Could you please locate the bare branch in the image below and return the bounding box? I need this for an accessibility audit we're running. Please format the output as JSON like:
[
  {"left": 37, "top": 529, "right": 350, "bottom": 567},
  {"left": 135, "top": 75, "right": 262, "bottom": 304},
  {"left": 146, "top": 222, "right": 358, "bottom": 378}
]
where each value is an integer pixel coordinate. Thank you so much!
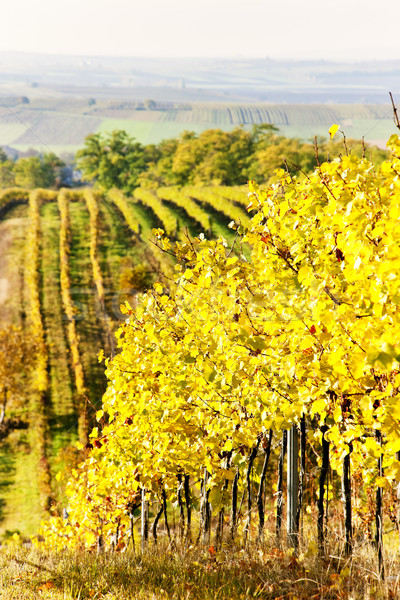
[{"left": 390, "top": 92, "right": 400, "bottom": 130}]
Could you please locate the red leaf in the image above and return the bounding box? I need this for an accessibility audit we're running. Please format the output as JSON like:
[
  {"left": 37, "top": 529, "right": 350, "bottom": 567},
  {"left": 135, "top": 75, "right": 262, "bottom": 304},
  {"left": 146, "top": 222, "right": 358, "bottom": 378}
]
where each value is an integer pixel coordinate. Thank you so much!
[
  {"left": 335, "top": 248, "right": 345, "bottom": 261},
  {"left": 310, "top": 325, "right": 316, "bottom": 334},
  {"left": 302, "top": 348, "right": 313, "bottom": 355},
  {"left": 38, "top": 581, "right": 55, "bottom": 591}
]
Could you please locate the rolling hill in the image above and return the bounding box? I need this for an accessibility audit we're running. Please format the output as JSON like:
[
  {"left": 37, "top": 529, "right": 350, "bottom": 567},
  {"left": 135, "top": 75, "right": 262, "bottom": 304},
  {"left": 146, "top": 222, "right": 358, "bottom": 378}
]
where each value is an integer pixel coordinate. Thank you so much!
[{"left": 0, "top": 98, "right": 396, "bottom": 156}]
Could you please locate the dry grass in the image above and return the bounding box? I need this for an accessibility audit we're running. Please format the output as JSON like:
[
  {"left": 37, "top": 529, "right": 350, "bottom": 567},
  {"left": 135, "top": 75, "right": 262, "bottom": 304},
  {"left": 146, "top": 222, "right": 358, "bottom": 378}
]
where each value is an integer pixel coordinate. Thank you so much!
[{"left": 1, "top": 531, "right": 400, "bottom": 600}]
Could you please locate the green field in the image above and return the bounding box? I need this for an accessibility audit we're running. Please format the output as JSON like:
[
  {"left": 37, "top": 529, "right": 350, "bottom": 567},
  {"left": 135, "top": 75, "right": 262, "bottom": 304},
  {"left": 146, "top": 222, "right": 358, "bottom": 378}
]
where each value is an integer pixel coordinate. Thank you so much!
[{"left": 0, "top": 98, "right": 396, "bottom": 154}]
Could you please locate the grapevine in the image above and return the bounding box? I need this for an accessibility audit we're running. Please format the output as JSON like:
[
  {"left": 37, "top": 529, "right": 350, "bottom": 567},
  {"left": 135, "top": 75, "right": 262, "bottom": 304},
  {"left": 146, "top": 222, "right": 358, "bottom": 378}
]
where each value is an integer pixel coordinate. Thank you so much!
[
  {"left": 156, "top": 186, "right": 211, "bottom": 235},
  {"left": 58, "top": 189, "right": 87, "bottom": 442},
  {"left": 25, "top": 189, "right": 56, "bottom": 510},
  {"left": 38, "top": 135, "right": 400, "bottom": 561},
  {"left": 183, "top": 185, "right": 251, "bottom": 228},
  {"left": 133, "top": 187, "right": 177, "bottom": 237}
]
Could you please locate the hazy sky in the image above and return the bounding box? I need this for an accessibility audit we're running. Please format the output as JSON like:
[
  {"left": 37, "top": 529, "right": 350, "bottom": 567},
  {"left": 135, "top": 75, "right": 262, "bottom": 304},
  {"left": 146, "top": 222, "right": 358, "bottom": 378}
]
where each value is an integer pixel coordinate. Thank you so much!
[{"left": 1, "top": 0, "right": 399, "bottom": 61}]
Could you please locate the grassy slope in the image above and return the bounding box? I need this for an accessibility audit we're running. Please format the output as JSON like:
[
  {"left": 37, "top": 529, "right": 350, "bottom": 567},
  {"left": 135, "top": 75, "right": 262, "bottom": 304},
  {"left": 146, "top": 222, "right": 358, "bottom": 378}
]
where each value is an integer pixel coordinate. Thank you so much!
[{"left": 0, "top": 204, "right": 42, "bottom": 536}]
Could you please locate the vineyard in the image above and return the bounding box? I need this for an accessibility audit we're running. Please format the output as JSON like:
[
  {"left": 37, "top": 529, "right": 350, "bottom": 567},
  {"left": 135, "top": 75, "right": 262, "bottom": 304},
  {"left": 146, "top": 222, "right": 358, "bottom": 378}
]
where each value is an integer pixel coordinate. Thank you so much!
[
  {"left": 2, "top": 133, "right": 400, "bottom": 598},
  {"left": 0, "top": 183, "right": 249, "bottom": 536}
]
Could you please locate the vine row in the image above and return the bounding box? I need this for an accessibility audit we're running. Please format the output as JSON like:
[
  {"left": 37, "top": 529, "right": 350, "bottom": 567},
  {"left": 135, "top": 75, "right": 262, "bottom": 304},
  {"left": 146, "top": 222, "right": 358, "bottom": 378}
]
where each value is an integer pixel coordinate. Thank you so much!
[
  {"left": 57, "top": 189, "right": 87, "bottom": 443},
  {"left": 25, "top": 189, "right": 56, "bottom": 510}
]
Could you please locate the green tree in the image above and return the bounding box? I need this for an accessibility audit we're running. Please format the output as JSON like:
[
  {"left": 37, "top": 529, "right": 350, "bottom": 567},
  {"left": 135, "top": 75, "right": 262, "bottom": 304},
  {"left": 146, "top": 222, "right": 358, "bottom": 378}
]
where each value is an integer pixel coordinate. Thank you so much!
[
  {"left": 0, "top": 160, "right": 15, "bottom": 188},
  {"left": 76, "top": 131, "right": 150, "bottom": 194},
  {"left": 248, "top": 135, "right": 316, "bottom": 180},
  {"left": 170, "top": 127, "right": 254, "bottom": 186},
  {"left": 42, "top": 152, "right": 65, "bottom": 188},
  {"left": 14, "top": 156, "right": 56, "bottom": 189},
  {"left": 143, "top": 98, "right": 156, "bottom": 110}
]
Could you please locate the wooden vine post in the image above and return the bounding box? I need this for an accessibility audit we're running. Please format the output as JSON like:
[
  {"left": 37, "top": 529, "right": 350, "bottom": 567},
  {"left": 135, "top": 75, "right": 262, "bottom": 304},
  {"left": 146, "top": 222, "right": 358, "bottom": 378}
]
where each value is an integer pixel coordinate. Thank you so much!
[
  {"left": 317, "top": 424, "right": 330, "bottom": 554},
  {"left": 230, "top": 469, "right": 239, "bottom": 540},
  {"left": 201, "top": 468, "right": 211, "bottom": 544},
  {"left": 276, "top": 431, "right": 287, "bottom": 541},
  {"left": 296, "top": 415, "right": 306, "bottom": 537},
  {"left": 184, "top": 475, "right": 192, "bottom": 540},
  {"left": 0, "top": 386, "right": 7, "bottom": 426},
  {"left": 342, "top": 446, "right": 353, "bottom": 556},
  {"left": 141, "top": 487, "right": 149, "bottom": 551},
  {"left": 287, "top": 425, "right": 299, "bottom": 548},
  {"left": 375, "top": 430, "right": 384, "bottom": 579},
  {"left": 257, "top": 430, "right": 273, "bottom": 540}
]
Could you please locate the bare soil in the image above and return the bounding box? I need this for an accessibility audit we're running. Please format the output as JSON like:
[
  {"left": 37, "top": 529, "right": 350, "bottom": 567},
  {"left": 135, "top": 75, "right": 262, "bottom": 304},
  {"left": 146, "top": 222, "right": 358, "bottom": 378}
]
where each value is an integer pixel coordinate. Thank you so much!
[
  {"left": 0, "top": 215, "right": 27, "bottom": 323},
  {"left": 0, "top": 222, "right": 13, "bottom": 318}
]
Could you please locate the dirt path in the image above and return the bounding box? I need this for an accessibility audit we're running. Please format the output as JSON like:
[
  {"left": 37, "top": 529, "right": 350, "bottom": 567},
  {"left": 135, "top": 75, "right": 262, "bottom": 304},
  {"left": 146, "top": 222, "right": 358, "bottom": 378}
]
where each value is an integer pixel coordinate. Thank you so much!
[
  {"left": 0, "top": 207, "right": 43, "bottom": 536},
  {"left": 0, "top": 213, "right": 27, "bottom": 324},
  {"left": 0, "top": 278, "right": 9, "bottom": 306},
  {"left": 0, "top": 223, "right": 13, "bottom": 316}
]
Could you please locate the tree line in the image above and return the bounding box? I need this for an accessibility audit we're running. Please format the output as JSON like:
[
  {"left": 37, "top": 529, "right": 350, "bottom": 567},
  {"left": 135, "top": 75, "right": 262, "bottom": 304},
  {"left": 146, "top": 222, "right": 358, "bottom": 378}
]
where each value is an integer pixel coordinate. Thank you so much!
[
  {"left": 0, "top": 125, "right": 389, "bottom": 193},
  {"left": 0, "top": 149, "right": 70, "bottom": 189},
  {"left": 75, "top": 125, "right": 389, "bottom": 193}
]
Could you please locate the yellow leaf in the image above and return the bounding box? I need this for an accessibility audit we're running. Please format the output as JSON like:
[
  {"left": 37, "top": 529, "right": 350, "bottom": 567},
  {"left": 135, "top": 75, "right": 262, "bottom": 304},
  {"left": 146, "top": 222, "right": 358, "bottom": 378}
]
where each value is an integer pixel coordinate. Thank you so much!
[
  {"left": 376, "top": 476, "right": 389, "bottom": 489},
  {"left": 329, "top": 124, "right": 340, "bottom": 139}
]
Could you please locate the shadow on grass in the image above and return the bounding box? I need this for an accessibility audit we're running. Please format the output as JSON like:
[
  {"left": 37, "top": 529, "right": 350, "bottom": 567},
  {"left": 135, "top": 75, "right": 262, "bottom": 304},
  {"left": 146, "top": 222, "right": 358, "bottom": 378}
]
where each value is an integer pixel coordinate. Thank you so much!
[
  {"left": 48, "top": 413, "right": 79, "bottom": 435},
  {"left": 0, "top": 443, "right": 16, "bottom": 524}
]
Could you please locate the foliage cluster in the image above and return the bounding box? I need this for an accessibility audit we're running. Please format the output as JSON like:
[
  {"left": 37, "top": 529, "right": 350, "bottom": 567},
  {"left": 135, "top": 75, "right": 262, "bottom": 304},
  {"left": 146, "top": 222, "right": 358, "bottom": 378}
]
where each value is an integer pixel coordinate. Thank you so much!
[
  {"left": 118, "top": 258, "right": 154, "bottom": 294},
  {"left": 39, "top": 134, "right": 400, "bottom": 560},
  {"left": 76, "top": 126, "right": 389, "bottom": 195},
  {"left": 107, "top": 188, "right": 141, "bottom": 235},
  {"left": 0, "top": 187, "right": 29, "bottom": 217},
  {"left": 0, "top": 150, "right": 67, "bottom": 190}
]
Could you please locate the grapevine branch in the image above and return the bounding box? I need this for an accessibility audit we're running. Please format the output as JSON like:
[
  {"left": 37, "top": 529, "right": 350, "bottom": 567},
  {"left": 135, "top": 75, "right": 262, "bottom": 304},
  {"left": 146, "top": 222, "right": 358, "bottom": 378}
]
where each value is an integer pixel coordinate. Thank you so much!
[{"left": 389, "top": 92, "right": 400, "bottom": 130}]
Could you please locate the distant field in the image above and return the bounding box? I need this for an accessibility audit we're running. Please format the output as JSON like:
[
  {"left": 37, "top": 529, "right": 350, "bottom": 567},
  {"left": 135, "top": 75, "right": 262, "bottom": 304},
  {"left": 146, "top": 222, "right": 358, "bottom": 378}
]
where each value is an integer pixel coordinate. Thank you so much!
[
  {"left": 0, "top": 123, "right": 27, "bottom": 145},
  {"left": 278, "top": 117, "right": 396, "bottom": 146},
  {"left": 95, "top": 118, "right": 210, "bottom": 144},
  {"left": 0, "top": 97, "right": 396, "bottom": 154}
]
